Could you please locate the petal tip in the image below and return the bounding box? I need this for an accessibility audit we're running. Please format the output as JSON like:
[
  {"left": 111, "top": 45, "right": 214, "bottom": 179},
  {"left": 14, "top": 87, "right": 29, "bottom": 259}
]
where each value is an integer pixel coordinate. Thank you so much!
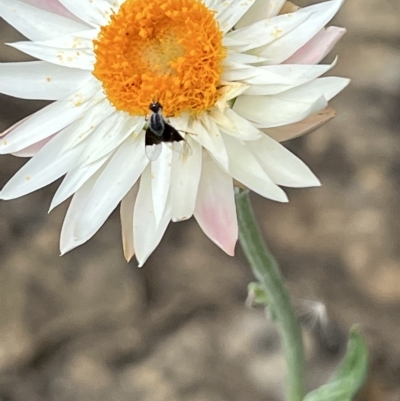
[
  {"left": 224, "top": 241, "right": 237, "bottom": 256},
  {"left": 301, "top": 173, "right": 321, "bottom": 188},
  {"left": 0, "top": 189, "right": 13, "bottom": 201},
  {"left": 279, "top": 193, "right": 289, "bottom": 203},
  {"left": 123, "top": 251, "right": 135, "bottom": 263},
  {"left": 313, "top": 178, "right": 322, "bottom": 187}
]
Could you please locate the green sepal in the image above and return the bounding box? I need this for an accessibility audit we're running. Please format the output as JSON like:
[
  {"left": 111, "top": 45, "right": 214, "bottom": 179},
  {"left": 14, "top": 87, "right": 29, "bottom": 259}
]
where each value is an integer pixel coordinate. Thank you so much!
[
  {"left": 247, "top": 282, "right": 270, "bottom": 305},
  {"left": 304, "top": 326, "right": 368, "bottom": 401}
]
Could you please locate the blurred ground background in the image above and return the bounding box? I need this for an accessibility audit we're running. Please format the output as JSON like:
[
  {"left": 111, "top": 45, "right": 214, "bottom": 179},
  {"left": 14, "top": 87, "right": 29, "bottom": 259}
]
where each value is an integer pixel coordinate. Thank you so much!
[{"left": 0, "top": 1, "right": 400, "bottom": 400}]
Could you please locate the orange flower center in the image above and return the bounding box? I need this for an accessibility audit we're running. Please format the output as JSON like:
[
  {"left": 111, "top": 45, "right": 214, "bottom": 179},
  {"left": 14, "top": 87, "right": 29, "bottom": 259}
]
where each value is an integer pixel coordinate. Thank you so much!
[{"left": 92, "top": 0, "right": 225, "bottom": 116}]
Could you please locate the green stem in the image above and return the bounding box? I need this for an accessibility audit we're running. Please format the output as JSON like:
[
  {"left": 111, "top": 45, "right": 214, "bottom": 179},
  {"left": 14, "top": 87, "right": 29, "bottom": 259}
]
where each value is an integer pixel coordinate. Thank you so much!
[{"left": 235, "top": 189, "right": 305, "bottom": 401}]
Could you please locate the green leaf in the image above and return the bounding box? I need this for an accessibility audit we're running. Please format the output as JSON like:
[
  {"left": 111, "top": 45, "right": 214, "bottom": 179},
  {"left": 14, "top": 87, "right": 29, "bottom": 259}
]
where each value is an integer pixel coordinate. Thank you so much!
[{"left": 304, "top": 326, "right": 368, "bottom": 401}]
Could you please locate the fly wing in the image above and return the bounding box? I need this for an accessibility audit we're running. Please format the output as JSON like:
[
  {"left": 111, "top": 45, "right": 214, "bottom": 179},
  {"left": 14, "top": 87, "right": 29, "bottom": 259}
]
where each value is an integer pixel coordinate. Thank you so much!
[
  {"left": 146, "top": 143, "right": 162, "bottom": 161},
  {"left": 163, "top": 123, "right": 192, "bottom": 158},
  {"left": 181, "top": 140, "right": 192, "bottom": 158},
  {"left": 162, "top": 123, "right": 184, "bottom": 143},
  {"left": 169, "top": 140, "right": 192, "bottom": 159},
  {"left": 145, "top": 127, "right": 162, "bottom": 161}
]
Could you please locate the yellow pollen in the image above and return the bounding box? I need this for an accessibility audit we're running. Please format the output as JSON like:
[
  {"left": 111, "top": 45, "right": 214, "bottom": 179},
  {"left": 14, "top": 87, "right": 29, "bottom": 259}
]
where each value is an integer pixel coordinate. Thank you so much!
[{"left": 93, "top": 0, "right": 226, "bottom": 116}]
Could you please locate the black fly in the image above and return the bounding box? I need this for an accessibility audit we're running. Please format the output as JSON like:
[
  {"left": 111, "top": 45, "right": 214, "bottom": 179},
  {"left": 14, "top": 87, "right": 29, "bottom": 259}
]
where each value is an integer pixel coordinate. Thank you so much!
[{"left": 145, "top": 102, "right": 190, "bottom": 161}]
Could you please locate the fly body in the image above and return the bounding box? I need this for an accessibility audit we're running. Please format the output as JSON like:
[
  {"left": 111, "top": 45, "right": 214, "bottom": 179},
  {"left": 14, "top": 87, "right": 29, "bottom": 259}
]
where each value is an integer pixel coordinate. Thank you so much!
[{"left": 145, "top": 102, "right": 190, "bottom": 161}]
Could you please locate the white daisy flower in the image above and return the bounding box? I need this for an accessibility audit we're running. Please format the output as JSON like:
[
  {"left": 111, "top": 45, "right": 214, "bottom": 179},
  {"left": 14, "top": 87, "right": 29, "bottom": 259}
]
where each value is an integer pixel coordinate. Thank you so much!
[{"left": 0, "top": 0, "right": 348, "bottom": 265}]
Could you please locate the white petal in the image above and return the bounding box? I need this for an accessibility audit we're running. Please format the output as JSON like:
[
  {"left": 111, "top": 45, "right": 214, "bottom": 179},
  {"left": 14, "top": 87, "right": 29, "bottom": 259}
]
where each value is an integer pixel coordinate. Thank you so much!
[
  {"left": 0, "top": 80, "right": 103, "bottom": 154},
  {"left": 73, "top": 132, "right": 149, "bottom": 242},
  {"left": 151, "top": 143, "right": 172, "bottom": 227},
  {"left": 240, "top": 60, "right": 338, "bottom": 96},
  {"left": 215, "top": 82, "right": 250, "bottom": 111},
  {"left": 248, "top": 135, "right": 320, "bottom": 187},
  {"left": 0, "top": 127, "right": 83, "bottom": 199},
  {"left": 0, "top": 61, "right": 91, "bottom": 100},
  {"left": 7, "top": 100, "right": 113, "bottom": 198},
  {"left": 194, "top": 151, "right": 238, "bottom": 255},
  {"left": 222, "top": 134, "right": 288, "bottom": 202},
  {"left": 207, "top": 108, "right": 236, "bottom": 132},
  {"left": 0, "top": 0, "right": 88, "bottom": 41},
  {"left": 233, "top": 76, "right": 350, "bottom": 127},
  {"left": 224, "top": 10, "right": 308, "bottom": 52},
  {"left": 9, "top": 31, "right": 97, "bottom": 70},
  {"left": 30, "top": 28, "right": 99, "bottom": 49},
  {"left": 185, "top": 113, "right": 229, "bottom": 170},
  {"left": 276, "top": 76, "right": 350, "bottom": 102},
  {"left": 212, "top": 108, "right": 262, "bottom": 141},
  {"left": 170, "top": 137, "right": 202, "bottom": 222},
  {"left": 79, "top": 114, "right": 145, "bottom": 166},
  {"left": 120, "top": 184, "right": 138, "bottom": 262},
  {"left": 21, "top": 0, "right": 84, "bottom": 21},
  {"left": 104, "top": 0, "right": 124, "bottom": 8},
  {"left": 221, "top": 64, "right": 260, "bottom": 82},
  {"left": 254, "top": 0, "right": 345, "bottom": 63},
  {"left": 60, "top": 168, "right": 103, "bottom": 254},
  {"left": 205, "top": 0, "right": 257, "bottom": 33},
  {"left": 58, "top": 0, "right": 113, "bottom": 27},
  {"left": 54, "top": 101, "right": 117, "bottom": 155},
  {"left": 224, "top": 51, "right": 268, "bottom": 65},
  {"left": 134, "top": 166, "right": 172, "bottom": 267},
  {"left": 244, "top": 60, "right": 336, "bottom": 95},
  {"left": 233, "top": 93, "right": 328, "bottom": 128},
  {"left": 45, "top": 98, "right": 115, "bottom": 158},
  {"left": 49, "top": 154, "right": 110, "bottom": 211},
  {"left": 94, "top": 0, "right": 122, "bottom": 12},
  {"left": 11, "top": 134, "right": 55, "bottom": 157},
  {"left": 235, "top": 0, "right": 286, "bottom": 28}
]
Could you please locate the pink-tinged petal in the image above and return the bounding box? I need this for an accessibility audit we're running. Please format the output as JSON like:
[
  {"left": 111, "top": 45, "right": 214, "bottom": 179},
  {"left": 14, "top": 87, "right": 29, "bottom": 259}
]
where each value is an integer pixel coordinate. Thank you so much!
[
  {"left": 264, "top": 106, "right": 337, "bottom": 142},
  {"left": 194, "top": 152, "right": 238, "bottom": 256},
  {"left": 283, "top": 27, "right": 346, "bottom": 65},
  {"left": 120, "top": 184, "right": 138, "bottom": 262},
  {"left": 254, "top": 0, "right": 344, "bottom": 64},
  {"left": 12, "top": 134, "right": 56, "bottom": 157},
  {"left": 20, "top": 0, "right": 82, "bottom": 21}
]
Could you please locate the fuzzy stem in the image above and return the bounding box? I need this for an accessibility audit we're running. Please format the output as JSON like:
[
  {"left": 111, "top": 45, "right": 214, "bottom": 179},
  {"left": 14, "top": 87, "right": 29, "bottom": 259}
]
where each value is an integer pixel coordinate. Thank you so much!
[{"left": 235, "top": 189, "right": 305, "bottom": 401}]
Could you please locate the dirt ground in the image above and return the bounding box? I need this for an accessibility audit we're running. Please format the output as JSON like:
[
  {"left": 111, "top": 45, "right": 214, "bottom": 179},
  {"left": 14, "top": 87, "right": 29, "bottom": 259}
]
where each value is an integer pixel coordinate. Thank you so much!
[{"left": 0, "top": 1, "right": 400, "bottom": 400}]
